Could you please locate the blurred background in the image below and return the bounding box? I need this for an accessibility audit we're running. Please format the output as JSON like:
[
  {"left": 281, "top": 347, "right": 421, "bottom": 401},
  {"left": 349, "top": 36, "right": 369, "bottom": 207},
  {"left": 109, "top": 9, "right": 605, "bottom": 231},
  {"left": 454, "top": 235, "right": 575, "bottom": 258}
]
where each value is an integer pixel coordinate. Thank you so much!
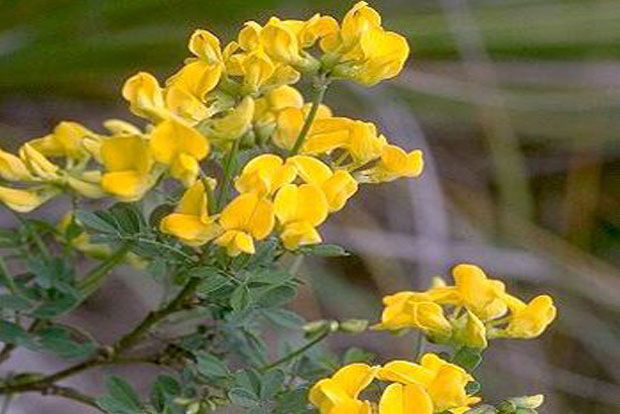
[{"left": 0, "top": 0, "right": 619, "bottom": 413}]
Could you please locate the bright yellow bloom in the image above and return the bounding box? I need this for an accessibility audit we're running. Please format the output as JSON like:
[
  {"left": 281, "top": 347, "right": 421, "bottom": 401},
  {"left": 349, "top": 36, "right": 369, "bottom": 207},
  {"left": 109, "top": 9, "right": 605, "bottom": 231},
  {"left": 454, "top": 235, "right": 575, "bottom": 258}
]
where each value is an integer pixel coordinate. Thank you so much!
[
  {"left": 288, "top": 155, "right": 357, "bottom": 212},
  {"left": 149, "top": 120, "right": 209, "bottom": 186},
  {"left": 500, "top": 295, "right": 557, "bottom": 339},
  {"left": 253, "top": 85, "right": 304, "bottom": 127},
  {"left": 272, "top": 106, "right": 336, "bottom": 150},
  {"left": 239, "top": 50, "right": 275, "bottom": 94},
  {"left": 201, "top": 96, "right": 255, "bottom": 144},
  {"left": 235, "top": 154, "right": 296, "bottom": 196},
  {"left": 259, "top": 17, "right": 304, "bottom": 65},
  {"left": 167, "top": 60, "right": 223, "bottom": 101},
  {"left": 379, "top": 354, "right": 476, "bottom": 413},
  {"left": 100, "top": 135, "right": 154, "bottom": 201},
  {"left": 122, "top": 72, "right": 167, "bottom": 120},
  {"left": 453, "top": 311, "right": 488, "bottom": 350},
  {"left": 309, "top": 363, "right": 377, "bottom": 414},
  {"left": 164, "top": 85, "right": 212, "bottom": 124},
  {"left": 160, "top": 181, "right": 221, "bottom": 246},
  {"left": 28, "top": 121, "right": 96, "bottom": 160},
  {"left": 0, "top": 186, "right": 59, "bottom": 213},
  {"left": 320, "top": 2, "right": 409, "bottom": 86},
  {"left": 361, "top": 145, "right": 424, "bottom": 183},
  {"left": 0, "top": 148, "right": 32, "bottom": 181},
  {"left": 373, "top": 294, "right": 452, "bottom": 342},
  {"left": 19, "top": 144, "right": 60, "bottom": 181},
  {"left": 298, "top": 14, "right": 339, "bottom": 48},
  {"left": 66, "top": 170, "right": 105, "bottom": 199},
  {"left": 451, "top": 264, "right": 507, "bottom": 321},
  {"left": 215, "top": 192, "right": 275, "bottom": 256},
  {"left": 188, "top": 29, "right": 223, "bottom": 63},
  {"left": 274, "top": 183, "right": 328, "bottom": 250},
  {"left": 379, "top": 383, "right": 433, "bottom": 414}
]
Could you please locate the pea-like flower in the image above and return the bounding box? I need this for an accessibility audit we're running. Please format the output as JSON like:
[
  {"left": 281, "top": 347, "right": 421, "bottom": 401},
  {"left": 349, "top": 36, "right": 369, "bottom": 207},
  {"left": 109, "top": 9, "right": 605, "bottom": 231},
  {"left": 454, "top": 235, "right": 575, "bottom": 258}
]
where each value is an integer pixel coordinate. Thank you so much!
[
  {"left": 149, "top": 119, "right": 210, "bottom": 187},
  {"left": 160, "top": 181, "right": 221, "bottom": 246},
  {"left": 100, "top": 135, "right": 155, "bottom": 201},
  {"left": 0, "top": 186, "right": 59, "bottom": 213},
  {"left": 360, "top": 144, "right": 424, "bottom": 183},
  {"left": 498, "top": 294, "right": 557, "bottom": 339},
  {"left": 122, "top": 72, "right": 167, "bottom": 121},
  {"left": 274, "top": 183, "right": 328, "bottom": 250},
  {"left": 215, "top": 192, "right": 275, "bottom": 256},
  {"left": 309, "top": 363, "right": 377, "bottom": 414},
  {"left": 235, "top": 154, "right": 296, "bottom": 196}
]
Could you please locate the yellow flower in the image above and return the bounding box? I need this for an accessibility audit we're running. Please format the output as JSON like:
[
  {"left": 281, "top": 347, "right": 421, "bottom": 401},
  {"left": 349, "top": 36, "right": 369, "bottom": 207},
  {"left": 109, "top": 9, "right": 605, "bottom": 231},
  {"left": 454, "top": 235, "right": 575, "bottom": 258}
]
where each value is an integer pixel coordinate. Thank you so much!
[
  {"left": 253, "top": 85, "right": 304, "bottom": 128},
  {"left": 500, "top": 295, "right": 557, "bottom": 339},
  {"left": 0, "top": 186, "right": 59, "bottom": 213},
  {"left": 149, "top": 120, "right": 210, "bottom": 186},
  {"left": 259, "top": 17, "right": 304, "bottom": 65},
  {"left": 160, "top": 181, "right": 221, "bottom": 246},
  {"left": 451, "top": 264, "right": 507, "bottom": 321},
  {"left": 361, "top": 145, "right": 424, "bottom": 183},
  {"left": 379, "top": 383, "right": 433, "bottom": 414},
  {"left": 298, "top": 14, "right": 339, "bottom": 48},
  {"left": 164, "top": 85, "right": 212, "bottom": 124},
  {"left": 122, "top": 72, "right": 167, "bottom": 120},
  {"left": 309, "top": 363, "right": 377, "bottom": 414},
  {"left": 379, "top": 354, "right": 476, "bottom": 413},
  {"left": 0, "top": 148, "right": 32, "bottom": 181},
  {"left": 19, "top": 143, "right": 60, "bottom": 181},
  {"left": 66, "top": 171, "right": 105, "bottom": 199},
  {"left": 167, "top": 60, "right": 223, "bottom": 101},
  {"left": 453, "top": 311, "right": 488, "bottom": 350},
  {"left": 100, "top": 135, "right": 155, "bottom": 201},
  {"left": 288, "top": 155, "right": 358, "bottom": 212},
  {"left": 320, "top": 2, "right": 409, "bottom": 86},
  {"left": 239, "top": 50, "right": 275, "bottom": 93},
  {"left": 188, "top": 29, "right": 223, "bottom": 63},
  {"left": 274, "top": 183, "right": 328, "bottom": 250},
  {"left": 215, "top": 192, "right": 275, "bottom": 256},
  {"left": 373, "top": 295, "right": 452, "bottom": 342},
  {"left": 238, "top": 21, "right": 262, "bottom": 52},
  {"left": 201, "top": 96, "right": 255, "bottom": 144},
  {"left": 28, "top": 121, "right": 96, "bottom": 160},
  {"left": 273, "top": 105, "right": 335, "bottom": 150},
  {"left": 235, "top": 154, "right": 296, "bottom": 196}
]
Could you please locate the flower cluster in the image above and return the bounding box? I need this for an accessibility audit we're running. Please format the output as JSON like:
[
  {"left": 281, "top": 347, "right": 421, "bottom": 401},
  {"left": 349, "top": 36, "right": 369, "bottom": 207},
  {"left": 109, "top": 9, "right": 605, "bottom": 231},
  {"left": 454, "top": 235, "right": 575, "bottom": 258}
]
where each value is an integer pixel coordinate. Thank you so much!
[
  {"left": 374, "top": 264, "right": 558, "bottom": 349},
  {"left": 310, "top": 353, "right": 480, "bottom": 414},
  {"left": 0, "top": 1, "right": 420, "bottom": 256}
]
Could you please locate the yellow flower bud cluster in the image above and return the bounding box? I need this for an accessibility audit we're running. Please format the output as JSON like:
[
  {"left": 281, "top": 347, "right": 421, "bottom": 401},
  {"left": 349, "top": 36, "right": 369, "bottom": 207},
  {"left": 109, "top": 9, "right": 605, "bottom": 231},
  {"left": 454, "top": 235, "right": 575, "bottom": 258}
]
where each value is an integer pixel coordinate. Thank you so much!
[
  {"left": 374, "top": 264, "right": 558, "bottom": 348},
  {"left": 309, "top": 353, "right": 480, "bottom": 414},
  {"left": 0, "top": 1, "right": 420, "bottom": 255}
]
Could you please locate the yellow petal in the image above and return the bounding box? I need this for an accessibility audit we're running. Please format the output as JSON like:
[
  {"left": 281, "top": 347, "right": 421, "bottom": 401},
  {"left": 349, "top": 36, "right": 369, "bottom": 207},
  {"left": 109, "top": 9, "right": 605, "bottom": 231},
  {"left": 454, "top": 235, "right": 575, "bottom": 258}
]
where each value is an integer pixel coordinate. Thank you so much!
[
  {"left": 259, "top": 19, "right": 302, "bottom": 64},
  {"left": 331, "top": 363, "right": 378, "bottom": 399},
  {"left": 504, "top": 295, "right": 557, "bottom": 339},
  {"left": 274, "top": 183, "right": 328, "bottom": 227},
  {"left": 101, "top": 171, "right": 150, "bottom": 202},
  {"left": 122, "top": 72, "right": 166, "bottom": 119},
  {"left": 378, "top": 361, "right": 435, "bottom": 388},
  {"left": 322, "top": 170, "right": 358, "bottom": 212},
  {"left": 0, "top": 148, "right": 32, "bottom": 181},
  {"left": 167, "top": 60, "right": 223, "bottom": 100},
  {"left": 101, "top": 135, "right": 152, "bottom": 175},
  {"left": 379, "top": 383, "right": 433, "bottom": 414},
  {"left": 189, "top": 29, "right": 222, "bottom": 63},
  {"left": 280, "top": 221, "right": 322, "bottom": 250},
  {"left": 160, "top": 213, "right": 221, "bottom": 246},
  {"left": 287, "top": 155, "right": 332, "bottom": 185},
  {"left": 150, "top": 119, "right": 209, "bottom": 164},
  {"left": 0, "top": 186, "right": 57, "bottom": 212},
  {"left": 219, "top": 192, "right": 274, "bottom": 240},
  {"left": 19, "top": 144, "right": 59, "bottom": 180},
  {"left": 205, "top": 96, "right": 255, "bottom": 143}
]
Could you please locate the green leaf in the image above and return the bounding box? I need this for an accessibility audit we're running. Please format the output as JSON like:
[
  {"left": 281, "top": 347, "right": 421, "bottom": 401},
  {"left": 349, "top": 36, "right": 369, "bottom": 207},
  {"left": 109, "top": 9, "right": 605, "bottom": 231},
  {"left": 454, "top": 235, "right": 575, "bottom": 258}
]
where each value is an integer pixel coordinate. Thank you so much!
[
  {"left": 234, "top": 369, "right": 261, "bottom": 396},
  {"left": 260, "top": 369, "right": 285, "bottom": 399},
  {"left": 228, "top": 387, "right": 259, "bottom": 408},
  {"left": 452, "top": 347, "right": 482, "bottom": 372},
  {"left": 230, "top": 285, "right": 252, "bottom": 312},
  {"left": 465, "top": 381, "right": 481, "bottom": 395},
  {"left": 76, "top": 210, "right": 118, "bottom": 235},
  {"left": 342, "top": 347, "right": 375, "bottom": 365},
  {"left": 465, "top": 406, "right": 498, "bottom": 414},
  {"left": 299, "top": 244, "right": 349, "bottom": 257},
  {"left": 0, "top": 294, "right": 32, "bottom": 311},
  {"left": 0, "top": 320, "right": 30, "bottom": 346},
  {"left": 196, "top": 353, "right": 229, "bottom": 379},
  {"left": 150, "top": 375, "right": 181, "bottom": 411},
  {"left": 261, "top": 308, "right": 305, "bottom": 330},
  {"left": 109, "top": 203, "right": 145, "bottom": 236},
  {"left": 255, "top": 285, "right": 297, "bottom": 308},
  {"left": 34, "top": 327, "right": 97, "bottom": 360},
  {"left": 99, "top": 376, "right": 142, "bottom": 413},
  {"left": 32, "top": 295, "right": 77, "bottom": 319}
]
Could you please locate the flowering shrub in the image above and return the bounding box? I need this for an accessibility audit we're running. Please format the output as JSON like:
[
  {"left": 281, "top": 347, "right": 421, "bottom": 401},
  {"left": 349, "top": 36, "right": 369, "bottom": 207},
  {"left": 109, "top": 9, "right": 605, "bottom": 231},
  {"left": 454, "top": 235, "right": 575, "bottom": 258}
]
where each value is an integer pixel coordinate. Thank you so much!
[{"left": 0, "top": 2, "right": 555, "bottom": 413}]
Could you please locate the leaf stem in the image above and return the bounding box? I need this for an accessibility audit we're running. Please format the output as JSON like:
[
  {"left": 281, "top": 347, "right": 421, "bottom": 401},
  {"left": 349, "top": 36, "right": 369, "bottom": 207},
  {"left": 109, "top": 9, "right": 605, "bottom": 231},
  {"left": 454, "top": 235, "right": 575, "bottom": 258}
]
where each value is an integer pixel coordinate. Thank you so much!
[
  {"left": 216, "top": 138, "right": 241, "bottom": 211},
  {"left": 288, "top": 74, "right": 330, "bottom": 157},
  {"left": 260, "top": 330, "right": 330, "bottom": 372}
]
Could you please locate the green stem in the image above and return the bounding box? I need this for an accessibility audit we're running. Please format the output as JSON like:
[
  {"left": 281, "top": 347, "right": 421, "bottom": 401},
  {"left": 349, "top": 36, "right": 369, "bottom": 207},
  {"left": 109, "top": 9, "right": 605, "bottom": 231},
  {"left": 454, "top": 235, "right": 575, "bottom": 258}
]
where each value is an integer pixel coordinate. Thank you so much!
[
  {"left": 216, "top": 138, "right": 241, "bottom": 211},
  {"left": 288, "top": 75, "right": 330, "bottom": 157},
  {"left": 0, "top": 278, "right": 202, "bottom": 396},
  {"left": 413, "top": 332, "right": 426, "bottom": 361},
  {"left": 260, "top": 330, "right": 330, "bottom": 372},
  {"left": 77, "top": 242, "right": 130, "bottom": 297}
]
